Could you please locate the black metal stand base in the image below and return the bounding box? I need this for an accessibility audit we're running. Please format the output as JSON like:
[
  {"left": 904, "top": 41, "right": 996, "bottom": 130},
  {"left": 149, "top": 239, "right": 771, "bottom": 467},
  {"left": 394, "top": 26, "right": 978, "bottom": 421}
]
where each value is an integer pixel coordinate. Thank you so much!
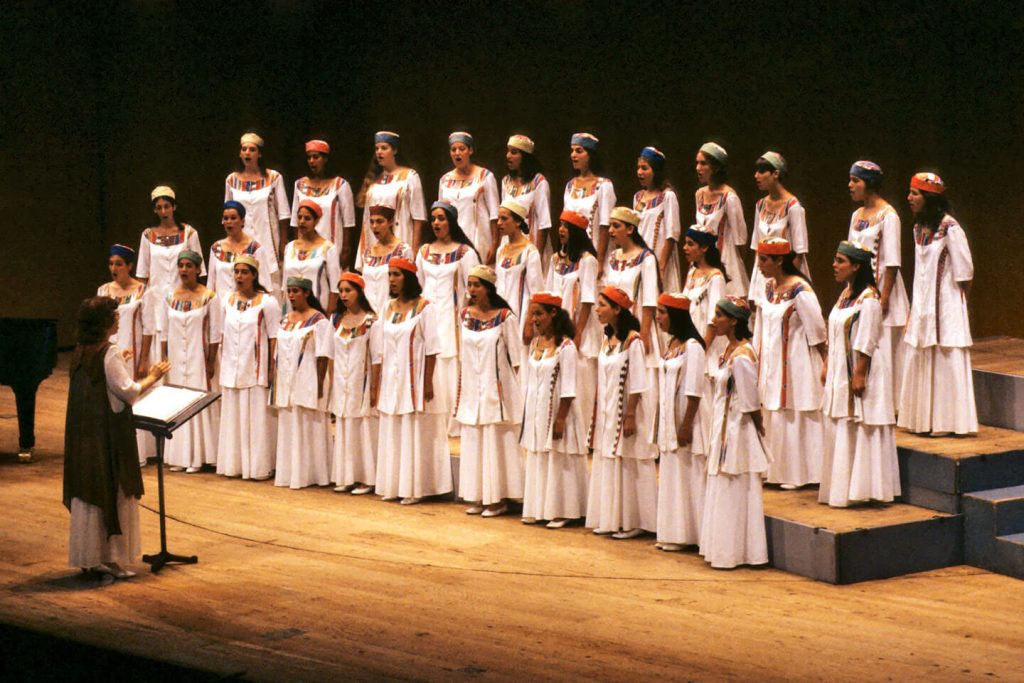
[
  {"left": 142, "top": 550, "right": 198, "bottom": 573},
  {"left": 143, "top": 433, "right": 199, "bottom": 574}
]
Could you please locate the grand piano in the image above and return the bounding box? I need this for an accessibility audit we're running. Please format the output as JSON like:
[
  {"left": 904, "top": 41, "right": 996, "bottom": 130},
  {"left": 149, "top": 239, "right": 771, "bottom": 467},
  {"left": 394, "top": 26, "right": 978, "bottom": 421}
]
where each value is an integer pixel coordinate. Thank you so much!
[{"left": 0, "top": 319, "right": 58, "bottom": 462}]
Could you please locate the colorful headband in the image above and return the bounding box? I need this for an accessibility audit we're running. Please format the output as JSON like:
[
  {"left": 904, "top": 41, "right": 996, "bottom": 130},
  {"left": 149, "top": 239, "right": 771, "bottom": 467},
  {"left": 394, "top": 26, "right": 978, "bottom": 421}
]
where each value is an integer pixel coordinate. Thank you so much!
[
  {"left": 177, "top": 250, "right": 202, "bottom": 267},
  {"left": 389, "top": 257, "right": 417, "bottom": 275},
  {"left": 530, "top": 292, "right": 563, "bottom": 308},
  {"left": 601, "top": 286, "right": 633, "bottom": 311},
  {"left": 910, "top": 172, "right": 946, "bottom": 194},
  {"left": 758, "top": 151, "right": 787, "bottom": 173},
  {"left": 468, "top": 264, "right": 497, "bottom": 285},
  {"left": 559, "top": 210, "right": 589, "bottom": 230},
  {"left": 507, "top": 134, "right": 535, "bottom": 154},
  {"left": 297, "top": 199, "right": 323, "bottom": 220},
  {"left": 850, "top": 160, "right": 882, "bottom": 184},
  {"left": 223, "top": 200, "right": 246, "bottom": 218},
  {"left": 657, "top": 292, "right": 691, "bottom": 310},
  {"left": 837, "top": 240, "right": 873, "bottom": 263},
  {"left": 448, "top": 131, "right": 474, "bottom": 147},
  {"left": 287, "top": 276, "right": 313, "bottom": 290},
  {"left": 240, "top": 132, "right": 264, "bottom": 148},
  {"left": 699, "top": 142, "right": 728, "bottom": 165},
  {"left": 570, "top": 132, "right": 599, "bottom": 151},
  {"left": 716, "top": 296, "right": 751, "bottom": 321},
  {"left": 340, "top": 271, "right": 366, "bottom": 289},
  {"left": 610, "top": 206, "right": 640, "bottom": 226},
  {"left": 374, "top": 131, "right": 400, "bottom": 146},
  {"left": 431, "top": 200, "right": 458, "bottom": 221},
  {"left": 233, "top": 254, "right": 260, "bottom": 271},
  {"left": 305, "top": 139, "right": 330, "bottom": 154},
  {"left": 639, "top": 146, "right": 666, "bottom": 168},
  {"left": 151, "top": 185, "right": 175, "bottom": 201},
  {"left": 368, "top": 204, "right": 396, "bottom": 220},
  {"left": 685, "top": 226, "right": 718, "bottom": 247},
  {"left": 757, "top": 238, "right": 792, "bottom": 255},
  {"left": 500, "top": 199, "right": 528, "bottom": 221},
  {"left": 109, "top": 244, "right": 136, "bottom": 263}
]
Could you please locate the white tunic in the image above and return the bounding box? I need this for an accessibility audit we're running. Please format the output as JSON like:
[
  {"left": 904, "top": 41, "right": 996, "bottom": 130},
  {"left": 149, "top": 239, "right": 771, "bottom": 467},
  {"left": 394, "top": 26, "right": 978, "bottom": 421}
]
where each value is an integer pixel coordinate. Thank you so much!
[
  {"left": 438, "top": 168, "right": 500, "bottom": 259},
  {"left": 747, "top": 198, "right": 810, "bottom": 304},
  {"left": 136, "top": 225, "right": 205, "bottom": 297},
  {"left": 377, "top": 299, "right": 443, "bottom": 415},
  {"left": 272, "top": 312, "right": 331, "bottom": 410},
  {"left": 282, "top": 240, "right": 340, "bottom": 312},
  {"left": 290, "top": 177, "right": 356, "bottom": 243},
  {"left": 330, "top": 313, "right": 381, "bottom": 418},
  {"left": 496, "top": 242, "right": 544, "bottom": 339},
  {"left": 416, "top": 243, "right": 480, "bottom": 359},
  {"left": 847, "top": 206, "right": 909, "bottom": 328},
  {"left": 501, "top": 173, "right": 552, "bottom": 240},
  {"left": 219, "top": 293, "right": 280, "bottom": 389},
  {"left": 157, "top": 290, "right": 223, "bottom": 391},
  {"left": 707, "top": 345, "right": 770, "bottom": 476},
  {"left": 455, "top": 308, "right": 522, "bottom": 426},
  {"left": 694, "top": 188, "right": 749, "bottom": 296},
  {"left": 224, "top": 171, "right": 290, "bottom": 260},
  {"left": 361, "top": 168, "right": 427, "bottom": 251},
  {"left": 634, "top": 188, "right": 682, "bottom": 292},
  {"left": 519, "top": 338, "right": 587, "bottom": 455},
  {"left": 592, "top": 334, "right": 655, "bottom": 459},
  {"left": 97, "top": 282, "right": 154, "bottom": 371},
  {"left": 206, "top": 239, "right": 278, "bottom": 297},
  {"left": 682, "top": 268, "right": 726, "bottom": 337},
  {"left": 823, "top": 288, "right": 893, "bottom": 424},
  {"left": 563, "top": 177, "right": 615, "bottom": 241},
  {"left": 657, "top": 339, "right": 709, "bottom": 456},
  {"left": 604, "top": 248, "right": 661, "bottom": 364},
  {"left": 546, "top": 253, "right": 602, "bottom": 358},
  {"left": 904, "top": 216, "right": 974, "bottom": 349},
  {"left": 356, "top": 241, "right": 413, "bottom": 318}
]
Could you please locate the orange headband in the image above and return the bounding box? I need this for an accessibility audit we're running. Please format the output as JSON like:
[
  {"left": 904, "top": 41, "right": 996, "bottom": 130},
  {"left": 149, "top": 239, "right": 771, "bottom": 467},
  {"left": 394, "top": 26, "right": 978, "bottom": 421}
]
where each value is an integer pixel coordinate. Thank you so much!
[
  {"left": 298, "top": 199, "right": 323, "bottom": 220},
  {"left": 657, "top": 292, "right": 690, "bottom": 310},
  {"left": 340, "top": 272, "right": 365, "bottom": 289},
  {"left": 601, "top": 286, "right": 633, "bottom": 311},
  {"left": 757, "top": 239, "right": 792, "bottom": 255},
  {"left": 559, "top": 210, "right": 589, "bottom": 230},
  {"left": 910, "top": 173, "right": 946, "bottom": 194},
  {"left": 390, "top": 257, "right": 417, "bottom": 274},
  {"left": 530, "top": 292, "right": 563, "bottom": 308},
  {"left": 305, "top": 139, "right": 330, "bottom": 154}
]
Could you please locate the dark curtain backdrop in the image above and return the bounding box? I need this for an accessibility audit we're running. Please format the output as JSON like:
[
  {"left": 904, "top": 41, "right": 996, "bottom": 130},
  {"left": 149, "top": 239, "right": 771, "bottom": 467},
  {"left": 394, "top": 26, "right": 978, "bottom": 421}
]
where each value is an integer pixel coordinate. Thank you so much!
[{"left": 2, "top": 1, "right": 1021, "bottom": 346}]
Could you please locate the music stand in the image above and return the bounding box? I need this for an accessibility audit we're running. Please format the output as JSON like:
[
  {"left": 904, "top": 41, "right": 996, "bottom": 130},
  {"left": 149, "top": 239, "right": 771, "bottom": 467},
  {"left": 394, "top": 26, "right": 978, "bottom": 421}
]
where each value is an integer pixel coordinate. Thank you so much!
[{"left": 133, "top": 385, "right": 220, "bottom": 573}]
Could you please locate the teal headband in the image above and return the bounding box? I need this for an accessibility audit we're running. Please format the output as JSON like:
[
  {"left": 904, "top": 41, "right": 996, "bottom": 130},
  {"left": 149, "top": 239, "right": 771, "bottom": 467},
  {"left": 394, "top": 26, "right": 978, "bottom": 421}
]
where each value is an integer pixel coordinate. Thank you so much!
[
  {"left": 287, "top": 276, "right": 313, "bottom": 290},
  {"left": 716, "top": 297, "right": 750, "bottom": 321},
  {"left": 177, "top": 250, "right": 202, "bottom": 266},
  {"left": 837, "top": 241, "right": 873, "bottom": 264}
]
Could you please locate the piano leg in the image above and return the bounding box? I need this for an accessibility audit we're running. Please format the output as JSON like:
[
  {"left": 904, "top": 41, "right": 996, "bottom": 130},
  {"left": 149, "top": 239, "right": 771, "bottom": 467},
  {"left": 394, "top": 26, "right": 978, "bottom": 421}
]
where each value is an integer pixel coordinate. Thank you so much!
[{"left": 11, "top": 382, "right": 39, "bottom": 462}]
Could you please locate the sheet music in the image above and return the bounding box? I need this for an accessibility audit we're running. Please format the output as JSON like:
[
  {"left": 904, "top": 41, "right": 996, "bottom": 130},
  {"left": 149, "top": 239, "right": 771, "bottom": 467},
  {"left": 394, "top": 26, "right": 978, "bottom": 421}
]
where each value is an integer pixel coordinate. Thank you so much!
[{"left": 132, "top": 385, "right": 207, "bottom": 423}]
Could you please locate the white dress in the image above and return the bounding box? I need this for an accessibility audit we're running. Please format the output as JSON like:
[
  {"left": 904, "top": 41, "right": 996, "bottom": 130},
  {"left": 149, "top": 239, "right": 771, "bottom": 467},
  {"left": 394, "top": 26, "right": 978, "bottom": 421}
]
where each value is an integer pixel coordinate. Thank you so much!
[
  {"left": 495, "top": 242, "right": 544, "bottom": 340},
  {"left": 97, "top": 282, "right": 156, "bottom": 464},
  {"left": 502, "top": 173, "right": 553, "bottom": 268},
  {"left": 683, "top": 266, "right": 728, "bottom": 376},
  {"left": 217, "top": 292, "right": 280, "bottom": 479},
  {"left": 694, "top": 188, "right": 749, "bottom": 296},
  {"left": 272, "top": 312, "right": 332, "bottom": 488},
  {"left": 656, "top": 339, "right": 709, "bottom": 546},
  {"left": 438, "top": 168, "right": 500, "bottom": 259},
  {"left": 753, "top": 280, "right": 826, "bottom": 487},
  {"left": 206, "top": 239, "right": 278, "bottom": 297},
  {"left": 586, "top": 333, "right": 658, "bottom": 533},
  {"left": 416, "top": 243, "right": 480, "bottom": 426},
  {"left": 136, "top": 225, "right": 205, "bottom": 298},
  {"left": 898, "top": 216, "right": 978, "bottom": 434},
  {"left": 224, "top": 170, "right": 290, "bottom": 265},
  {"left": 563, "top": 177, "right": 616, "bottom": 243},
  {"left": 455, "top": 308, "right": 524, "bottom": 505},
  {"left": 604, "top": 247, "right": 662, "bottom": 364},
  {"left": 356, "top": 240, "right": 413, "bottom": 318},
  {"left": 281, "top": 240, "right": 340, "bottom": 313},
  {"left": 700, "top": 344, "right": 771, "bottom": 569},
  {"left": 290, "top": 176, "right": 356, "bottom": 244},
  {"left": 848, "top": 205, "right": 909, "bottom": 401},
  {"left": 330, "top": 312, "right": 381, "bottom": 488},
  {"left": 634, "top": 188, "right": 682, "bottom": 292},
  {"left": 747, "top": 198, "right": 810, "bottom": 305},
  {"left": 375, "top": 299, "right": 453, "bottom": 499},
  {"left": 360, "top": 168, "right": 427, "bottom": 251},
  {"left": 520, "top": 338, "right": 589, "bottom": 521},
  {"left": 157, "top": 290, "right": 222, "bottom": 469},
  {"left": 820, "top": 288, "right": 900, "bottom": 507}
]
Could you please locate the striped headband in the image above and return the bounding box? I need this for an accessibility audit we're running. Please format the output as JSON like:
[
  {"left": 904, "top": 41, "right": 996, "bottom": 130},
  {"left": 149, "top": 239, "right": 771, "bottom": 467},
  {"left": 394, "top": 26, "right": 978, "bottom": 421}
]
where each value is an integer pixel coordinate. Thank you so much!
[
  {"left": 297, "top": 199, "right": 323, "bottom": 220},
  {"left": 757, "top": 238, "right": 792, "bottom": 255},
  {"left": 389, "top": 257, "right": 417, "bottom": 274},
  {"left": 560, "top": 210, "right": 589, "bottom": 230},
  {"left": 340, "top": 271, "right": 366, "bottom": 289},
  {"left": 700, "top": 142, "right": 728, "bottom": 165},
  {"left": 716, "top": 295, "right": 751, "bottom": 321},
  {"left": 448, "top": 131, "right": 474, "bottom": 147},
  {"left": 233, "top": 254, "right": 260, "bottom": 271},
  {"left": 530, "top": 291, "right": 562, "bottom": 308},
  {"left": 600, "top": 286, "right": 633, "bottom": 311},
  {"left": 657, "top": 292, "right": 691, "bottom": 310},
  {"left": 109, "top": 244, "right": 136, "bottom": 263},
  {"left": 223, "top": 200, "right": 246, "bottom": 218},
  {"left": 837, "top": 240, "right": 873, "bottom": 263},
  {"left": 305, "top": 139, "right": 330, "bottom": 154},
  {"left": 177, "top": 250, "right": 202, "bottom": 267},
  {"left": 570, "top": 132, "right": 599, "bottom": 151},
  {"left": 685, "top": 226, "right": 718, "bottom": 247},
  {"left": 287, "top": 276, "right": 313, "bottom": 290},
  {"left": 507, "top": 134, "right": 535, "bottom": 154},
  {"left": 910, "top": 172, "right": 946, "bottom": 194},
  {"left": 375, "top": 131, "right": 400, "bottom": 146}
]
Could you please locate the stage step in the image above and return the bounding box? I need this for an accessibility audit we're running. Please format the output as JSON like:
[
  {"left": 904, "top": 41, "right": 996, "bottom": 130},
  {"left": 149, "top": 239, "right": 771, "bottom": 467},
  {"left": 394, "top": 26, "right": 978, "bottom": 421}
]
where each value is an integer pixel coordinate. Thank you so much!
[
  {"left": 972, "top": 336, "right": 1024, "bottom": 432},
  {"left": 763, "top": 489, "right": 962, "bottom": 584},
  {"left": 963, "top": 484, "right": 1024, "bottom": 579}
]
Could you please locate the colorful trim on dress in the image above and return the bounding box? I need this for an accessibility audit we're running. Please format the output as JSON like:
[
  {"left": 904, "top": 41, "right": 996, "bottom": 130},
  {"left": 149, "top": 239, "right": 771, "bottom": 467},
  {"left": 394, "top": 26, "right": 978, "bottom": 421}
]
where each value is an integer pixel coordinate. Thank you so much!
[
  {"left": 212, "top": 239, "right": 260, "bottom": 263},
  {"left": 460, "top": 307, "right": 512, "bottom": 331},
  {"left": 502, "top": 173, "right": 544, "bottom": 197},
  {"left": 440, "top": 168, "right": 490, "bottom": 189},
  {"left": 297, "top": 177, "right": 343, "bottom": 198},
  {"left": 165, "top": 290, "right": 217, "bottom": 312},
  {"left": 362, "top": 242, "right": 410, "bottom": 268},
  {"left": 287, "top": 241, "right": 335, "bottom": 261},
  {"left": 756, "top": 197, "right": 798, "bottom": 224},
  {"left": 227, "top": 170, "right": 280, "bottom": 192},
  {"left": 100, "top": 282, "right": 146, "bottom": 305},
  {"left": 633, "top": 190, "right": 665, "bottom": 212},
  {"left": 145, "top": 227, "right": 189, "bottom": 247},
  {"left": 565, "top": 176, "right": 606, "bottom": 199},
  {"left": 333, "top": 312, "right": 377, "bottom": 339},
  {"left": 419, "top": 243, "right": 470, "bottom": 265},
  {"left": 281, "top": 310, "right": 326, "bottom": 331}
]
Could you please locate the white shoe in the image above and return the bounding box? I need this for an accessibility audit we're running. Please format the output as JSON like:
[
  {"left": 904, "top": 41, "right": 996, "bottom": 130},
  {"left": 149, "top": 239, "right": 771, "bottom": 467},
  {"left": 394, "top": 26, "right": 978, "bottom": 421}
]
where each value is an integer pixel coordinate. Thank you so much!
[
  {"left": 481, "top": 503, "right": 508, "bottom": 518},
  {"left": 465, "top": 505, "right": 485, "bottom": 515},
  {"left": 546, "top": 519, "right": 570, "bottom": 529},
  {"left": 351, "top": 485, "right": 374, "bottom": 495},
  {"left": 252, "top": 473, "right": 273, "bottom": 481},
  {"left": 612, "top": 529, "right": 643, "bottom": 540},
  {"left": 400, "top": 497, "right": 422, "bottom": 505},
  {"left": 659, "top": 543, "right": 683, "bottom": 552},
  {"left": 780, "top": 484, "right": 797, "bottom": 490},
  {"left": 521, "top": 517, "right": 538, "bottom": 525},
  {"left": 592, "top": 528, "right": 614, "bottom": 535},
  {"left": 185, "top": 467, "right": 201, "bottom": 474},
  {"left": 169, "top": 466, "right": 185, "bottom": 472}
]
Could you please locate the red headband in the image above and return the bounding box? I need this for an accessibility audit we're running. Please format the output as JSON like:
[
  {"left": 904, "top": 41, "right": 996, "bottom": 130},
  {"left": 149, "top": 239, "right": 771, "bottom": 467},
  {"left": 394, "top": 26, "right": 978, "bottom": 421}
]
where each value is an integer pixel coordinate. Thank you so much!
[
  {"left": 601, "top": 286, "right": 633, "bottom": 311},
  {"left": 305, "top": 139, "right": 330, "bottom": 154},
  {"left": 298, "top": 199, "right": 323, "bottom": 220},
  {"left": 390, "top": 257, "right": 417, "bottom": 274},
  {"left": 910, "top": 175, "right": 946, "bottom": 194},
  {"left": 757, "top": 239, "right": 792, "bottom": 255},
  {"left": 340, "top": 272, "right": 365, "bottom": 289},
  {"left": 657, "top": 292, "right": 690, "bottom": 310},
  {"left": 559, "top": 210, "right": 589, "bottom": 230},
  {"left": 530, "top": 292, "right": 563, "bottom": 308}
]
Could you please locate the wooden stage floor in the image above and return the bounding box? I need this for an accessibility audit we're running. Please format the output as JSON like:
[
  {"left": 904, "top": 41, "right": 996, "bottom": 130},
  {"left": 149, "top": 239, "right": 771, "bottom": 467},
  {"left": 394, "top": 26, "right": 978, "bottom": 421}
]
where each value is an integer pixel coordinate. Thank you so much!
[{"left": 2, "top": 355, "right": 1024, "bottom": 681}]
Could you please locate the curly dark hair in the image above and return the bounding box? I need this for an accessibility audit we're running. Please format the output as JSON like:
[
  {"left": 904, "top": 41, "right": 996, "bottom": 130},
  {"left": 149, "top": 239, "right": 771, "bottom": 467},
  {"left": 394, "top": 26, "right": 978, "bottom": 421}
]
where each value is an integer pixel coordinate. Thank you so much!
[{"left": 77, "top": 296, "right": 118, "bottom": 345}]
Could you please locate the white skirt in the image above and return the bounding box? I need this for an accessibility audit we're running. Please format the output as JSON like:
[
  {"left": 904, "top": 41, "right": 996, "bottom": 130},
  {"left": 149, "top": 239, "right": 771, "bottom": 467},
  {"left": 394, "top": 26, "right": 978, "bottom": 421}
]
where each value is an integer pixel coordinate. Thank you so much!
[
  {"left": 332, "top": 414, "right": 378, "bottom": 487},
  {"left": 68, "top": 488, "right": 140, "bottom": 569},
  {"left": 898, "top": 344, "right": 978, "bottom": 435},
  {"left": 274, "top": 406, "right": 331, "bottom": 489},
  {"left": 585, "top": 455, "right": 657, "bottom": 533},
  {"left": 656, "top": 447, "right": 707, "bottom": 546},
  {"left": 217, "top": 386, "right": 276, "bottom": 479},
  {"left": 436, "top": 355, "right": 460, "bottom": 436},
  {"left": 165, "top": 400, "right": 219, "bottom": 469},
  {"left": 722, "top": 242, "right": 749, "bottom": 297},
  {"left": 136, "top": 429, "right": 156, "bottom": 465},
  {"left": 884, "top": 325, "right": 906, "bottom": 410},
  {"left": 764, "top": 408, "right": 823, "bottom": 486},
  {"left": 819, "top": 417, "right": 901, "bottom": 507},
  {"left": 576, "top": 355, "right": 598, "bottom": 447},
  {"left": 522, "top": 450, "right": 588, "bottom": 521},
  {"left": 375, "top": 412, "right": 453, "bottom": 499},
  {"left": 699, "top": 471, "right": 768, "bottom": 569},
  {"left": 458, "top": 423, "right": 524, "bottom": 504}
]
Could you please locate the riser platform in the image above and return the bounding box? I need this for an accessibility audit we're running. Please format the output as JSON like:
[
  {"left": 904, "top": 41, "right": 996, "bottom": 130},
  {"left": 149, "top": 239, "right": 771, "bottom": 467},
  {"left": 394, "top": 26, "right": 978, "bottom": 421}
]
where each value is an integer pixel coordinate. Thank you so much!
[{"left": 972, "top": 336, "right": 1024, "bottom": 432}]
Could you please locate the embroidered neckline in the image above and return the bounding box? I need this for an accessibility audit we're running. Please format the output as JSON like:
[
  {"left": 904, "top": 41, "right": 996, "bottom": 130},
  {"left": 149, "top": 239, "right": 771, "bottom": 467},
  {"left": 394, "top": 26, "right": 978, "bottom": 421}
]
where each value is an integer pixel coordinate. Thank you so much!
[
  {"left": 461, "top": 307, "right": 511, "bottom": 331},
  {"left": 281, "top": 310, "right": 325, "bottom": 331}
]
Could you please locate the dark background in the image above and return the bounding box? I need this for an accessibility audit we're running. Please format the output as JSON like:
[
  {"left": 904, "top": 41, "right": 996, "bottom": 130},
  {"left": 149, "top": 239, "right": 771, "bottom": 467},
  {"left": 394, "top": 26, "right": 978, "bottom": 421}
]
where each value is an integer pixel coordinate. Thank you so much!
[{"left": 2, "top": 1, "right": 1022, "bottom": 346}]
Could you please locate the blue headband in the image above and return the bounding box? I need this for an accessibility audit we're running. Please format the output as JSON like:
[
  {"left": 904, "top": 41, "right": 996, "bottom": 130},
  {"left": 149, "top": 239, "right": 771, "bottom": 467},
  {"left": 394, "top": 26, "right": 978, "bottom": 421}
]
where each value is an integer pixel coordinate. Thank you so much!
[
  {"left": 223, "top": 200, "right": 246, "bottom": 219},
  {"left": 448, "top": 131, "right": 474, "bottom": 147},
  {"left": 850, "top": 160, "right": 883, "bottom": 184},
  {"left": 685, "top": 227, "right": 718, "bottom": 247},
  {"left": 431, "top": 200, "right": 458, "bottom": 223},
  {"left": 640, "top": 146, "right": 666, "bottom": 169},
  {"left": 109, "top": 244, "right": 136, "bottom": 263},
  {"left": 375, "top": 130, "right": 400, "bottom": 147},
  {"left": 571, "top": 133, "right": 599, "bottom": 152}
]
